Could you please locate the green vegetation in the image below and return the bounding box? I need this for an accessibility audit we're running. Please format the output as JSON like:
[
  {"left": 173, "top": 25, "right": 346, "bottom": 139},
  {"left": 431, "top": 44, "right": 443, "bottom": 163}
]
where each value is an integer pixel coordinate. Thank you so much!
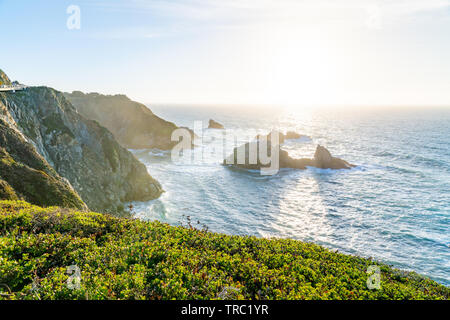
[
  {"left": 0, "top": 120, "right": 86, "bottom": 210},
  {"left": 42, "top": 113, "right": 75, "bottom": 139},
  {"left": 0, "top": 69, "right": 12, "bottom": 86},
  {"left": 0, "top": 201, "right": 448, "bottom": 300},
  {"left": 0, "top": 180, "right": 19, "bottom": 201}
]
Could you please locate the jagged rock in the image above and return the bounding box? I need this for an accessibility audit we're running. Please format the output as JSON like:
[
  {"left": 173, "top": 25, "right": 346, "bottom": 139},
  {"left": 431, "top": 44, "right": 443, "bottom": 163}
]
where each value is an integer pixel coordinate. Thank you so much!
[
  {"left": 313, "top": 145, "right": 354, "bottom": 169},
  {"left": 65, "top": 91, "right": 195, "bottom": 150},
  {"left": 224, "top": 141, "right": 277, "bottom": 170},
  {"left": 285, "top": 131, "right": 309, "bottom": 140},
  {"left": 0, "top": 82, "right": 162, "bottom": 214},
  {"left": 224, "top": 142, "right": 354, "bottom": 171},
  {"left": 314, "top": 145, "right": 333, "bottom": 165},
  {"left": 0, "top": 117, "right": 87, "bottom": 209},
  {"left": 208, "top": 119, "right": 224, "bottom": 129}
]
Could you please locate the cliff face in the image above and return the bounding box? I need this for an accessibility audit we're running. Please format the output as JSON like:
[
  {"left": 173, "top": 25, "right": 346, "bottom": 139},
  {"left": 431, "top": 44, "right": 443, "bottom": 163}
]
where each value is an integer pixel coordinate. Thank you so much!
[
  {"left": 0, "top": 116, "right": 87, "bottom": 209},
  {"left": 65, "top": 91, "right": 185, "bottom": 150},
  {"left": 0, "top": 69, "right": 11, "bottom": 86},
  {"left": 0, "top": 86, "right": 162, "bottom": 214}
]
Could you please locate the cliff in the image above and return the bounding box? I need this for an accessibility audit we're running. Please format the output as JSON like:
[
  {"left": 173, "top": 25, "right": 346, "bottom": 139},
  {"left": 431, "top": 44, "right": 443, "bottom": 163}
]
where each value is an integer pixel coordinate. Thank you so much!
[
  {"left": 0, "top": 83, "right": 162, "bottom": 214},
  {"left": 65, "top": 91, "right": 192, "bottom": 150},
  {"left": 0, "top": 117, "right": 87, "bottom": 209},
  {"left": 0, "top": 69, "right": 11, "bottom": 86}
]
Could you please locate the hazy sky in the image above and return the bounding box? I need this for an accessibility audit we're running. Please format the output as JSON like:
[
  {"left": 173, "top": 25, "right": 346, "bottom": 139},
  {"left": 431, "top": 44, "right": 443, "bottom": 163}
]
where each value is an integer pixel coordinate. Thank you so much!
[{"left": 1, "top": 0, "right": 450, "bottom": 106}]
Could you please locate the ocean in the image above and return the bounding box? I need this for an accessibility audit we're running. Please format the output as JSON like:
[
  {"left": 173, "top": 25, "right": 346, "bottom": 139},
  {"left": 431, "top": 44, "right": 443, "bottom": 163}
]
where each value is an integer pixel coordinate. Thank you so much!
[{"left": 130, "top": 105, "right": 450, "bottom": 286}]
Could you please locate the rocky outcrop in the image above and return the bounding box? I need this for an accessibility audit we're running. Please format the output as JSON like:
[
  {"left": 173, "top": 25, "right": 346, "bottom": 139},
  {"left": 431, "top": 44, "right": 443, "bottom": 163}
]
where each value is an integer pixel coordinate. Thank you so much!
[
  {"left": 0, "top": 85, "right": 162, "bottom": 214},
  {"left": 280, "top": 145, "right": 354, "bottom": 170},
  {"left": 0, "top": 117, "right": 87, "bottom": 209},
  {"left": 285, "top": 131, "right": 305, "bottom": 140},
  {"left": 64, "top": 91, "right": 194, "bottom": 150},
  {"left": 313, "top": 145, "right": 354, "bottom": 169},
  {"left": 0, "top": 69, "right": 11, "bottom": 86},
  {"left": 224, "top": 142, "right": 354, "bottom": 171},
  {"left": 208, "top": 119, "right": 224, "bottom": 129}
]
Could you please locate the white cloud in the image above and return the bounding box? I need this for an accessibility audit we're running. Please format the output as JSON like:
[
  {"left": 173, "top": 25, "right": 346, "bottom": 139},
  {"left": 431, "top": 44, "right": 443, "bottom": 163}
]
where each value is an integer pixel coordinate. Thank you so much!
[
  {"left": 86, "top": 0, "right": 450, "bottom": 16},
  {"left": 83, "top": 0, "right": 450, "bottom": 36}
]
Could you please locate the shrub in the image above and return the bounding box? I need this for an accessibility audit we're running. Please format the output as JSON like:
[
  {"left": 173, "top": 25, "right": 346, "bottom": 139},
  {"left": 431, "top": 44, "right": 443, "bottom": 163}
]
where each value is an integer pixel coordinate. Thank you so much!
[{"left": 0, "top": 200, "right": 448, "bottom": 300}]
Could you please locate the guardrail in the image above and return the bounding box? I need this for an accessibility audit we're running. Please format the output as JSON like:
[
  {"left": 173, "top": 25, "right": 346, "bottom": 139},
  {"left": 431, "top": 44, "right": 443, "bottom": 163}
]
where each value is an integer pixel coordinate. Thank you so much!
[{"left": 0, "top": 85, "right": 27, "bottom": 92}]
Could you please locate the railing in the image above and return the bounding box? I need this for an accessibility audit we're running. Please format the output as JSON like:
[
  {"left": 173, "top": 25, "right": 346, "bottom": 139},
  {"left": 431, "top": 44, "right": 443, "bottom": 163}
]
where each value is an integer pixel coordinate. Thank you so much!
[{"left": 0, "top": 84, "right": 27, "bottom": 92}]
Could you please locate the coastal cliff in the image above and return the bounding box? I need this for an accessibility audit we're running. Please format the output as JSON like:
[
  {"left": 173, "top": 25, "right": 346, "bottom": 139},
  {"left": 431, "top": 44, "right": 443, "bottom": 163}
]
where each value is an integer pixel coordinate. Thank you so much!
[
  {"left": 0, "top": 69, "right": 86, "bottom": 209},
  {"left": 0, "top": 69, "right": 162, "bottom": 213},
  {"left": 65, "top": 91, "right": 192, "bottom": 150},
  {"left": 0, "top": 118, "right": 87, "bottom": 210}
]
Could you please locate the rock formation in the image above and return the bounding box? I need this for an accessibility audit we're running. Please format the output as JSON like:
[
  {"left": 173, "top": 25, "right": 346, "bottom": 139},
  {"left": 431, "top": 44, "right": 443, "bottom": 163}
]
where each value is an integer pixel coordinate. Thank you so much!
[
  {"left": 0, "top": 117, "right": 87, "bottom": 209},
  {"left": 65, "top": 91, "right": 194, "bottom": 150},
  {"left": 224, "top": 141, "right": 354, "bottom": 171},
  {"left": 285, "top": 131, "right": 304, "bottom": 140},
  {"left": 0, "top": 69, "right": 11, "bottom": 86},
  {"left": 313, "top": 145, "right": 354, "bottom": 169},
  {"left": 208, "top": 119, "right": 224, "bottom": 129},
  {"left": 0, "top": 74, "right": 162, "bottom": 214}
]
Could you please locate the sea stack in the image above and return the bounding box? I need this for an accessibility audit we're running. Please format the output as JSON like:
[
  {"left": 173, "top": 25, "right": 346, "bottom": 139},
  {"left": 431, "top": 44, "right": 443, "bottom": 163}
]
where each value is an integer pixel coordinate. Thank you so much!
[
  {"left": 208, "top": 119, "right": 224, "bottom": 129},
  {"left": 313, "top": 145, "right": 354, "bottom": 169},
  {"left": 224, "top": 143, "right": 354, "bottom": 171},
  {"left": 285, "top": 131, "right": 303, "bottom": 140}
]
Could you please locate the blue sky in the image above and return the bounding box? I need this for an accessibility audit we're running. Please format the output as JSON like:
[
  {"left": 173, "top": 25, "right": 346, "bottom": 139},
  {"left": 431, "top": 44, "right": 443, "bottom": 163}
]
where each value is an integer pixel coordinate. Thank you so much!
[{"left": 1, "top": 0, "right": 450, "bottom": 106}]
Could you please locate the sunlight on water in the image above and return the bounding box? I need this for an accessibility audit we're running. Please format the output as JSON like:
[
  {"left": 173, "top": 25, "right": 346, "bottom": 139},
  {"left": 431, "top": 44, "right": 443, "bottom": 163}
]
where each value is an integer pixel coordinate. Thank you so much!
[{"left": 274, "top": 176, "right": 333, "bottom": 243}]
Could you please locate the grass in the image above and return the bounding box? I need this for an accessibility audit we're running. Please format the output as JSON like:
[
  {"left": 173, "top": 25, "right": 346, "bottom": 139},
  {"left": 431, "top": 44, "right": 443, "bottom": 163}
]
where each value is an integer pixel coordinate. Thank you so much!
[{"left": 0, "top": 200, "right": 448, "bottom": 300}]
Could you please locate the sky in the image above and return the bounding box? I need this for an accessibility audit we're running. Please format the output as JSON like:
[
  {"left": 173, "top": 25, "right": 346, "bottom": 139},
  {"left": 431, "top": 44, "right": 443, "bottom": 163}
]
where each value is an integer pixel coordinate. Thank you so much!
[{"left": 1, "top": 0, "right": 450, "bottom": 107}]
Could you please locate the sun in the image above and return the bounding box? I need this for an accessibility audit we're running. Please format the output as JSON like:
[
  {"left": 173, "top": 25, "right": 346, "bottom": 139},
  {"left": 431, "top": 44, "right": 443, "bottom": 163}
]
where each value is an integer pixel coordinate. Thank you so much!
[{"left": 244, "top": 23, "right": 348, "bottom": 107}]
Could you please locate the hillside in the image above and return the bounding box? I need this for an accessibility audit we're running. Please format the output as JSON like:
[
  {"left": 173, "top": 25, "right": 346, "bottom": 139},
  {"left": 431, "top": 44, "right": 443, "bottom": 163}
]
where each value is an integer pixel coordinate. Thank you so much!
[
  {"left": 0, "top": 200, "right": 448, "bottom": 300},
  {"left": 65, "top": 91, "right": 192, "bottom": 150}
]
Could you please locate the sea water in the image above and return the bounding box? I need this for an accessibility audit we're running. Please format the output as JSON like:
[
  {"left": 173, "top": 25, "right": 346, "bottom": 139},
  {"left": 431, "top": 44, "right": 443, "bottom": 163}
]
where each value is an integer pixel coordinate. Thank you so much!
[{"left": 130, "top": 105, "right": 450, "bottom": 286}]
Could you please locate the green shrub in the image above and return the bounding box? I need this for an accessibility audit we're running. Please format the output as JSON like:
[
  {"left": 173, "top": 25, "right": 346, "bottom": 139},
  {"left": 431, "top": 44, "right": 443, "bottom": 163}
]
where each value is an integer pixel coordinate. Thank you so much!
[{"left": 0, "top": 200, "right": 448, "bottom": 300}]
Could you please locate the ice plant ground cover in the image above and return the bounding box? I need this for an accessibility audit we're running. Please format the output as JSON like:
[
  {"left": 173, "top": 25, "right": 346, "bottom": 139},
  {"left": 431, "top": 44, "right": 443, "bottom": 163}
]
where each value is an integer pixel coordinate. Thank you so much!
[{"left": 0, "top": 201, "right": 448, "bottom": 300}]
